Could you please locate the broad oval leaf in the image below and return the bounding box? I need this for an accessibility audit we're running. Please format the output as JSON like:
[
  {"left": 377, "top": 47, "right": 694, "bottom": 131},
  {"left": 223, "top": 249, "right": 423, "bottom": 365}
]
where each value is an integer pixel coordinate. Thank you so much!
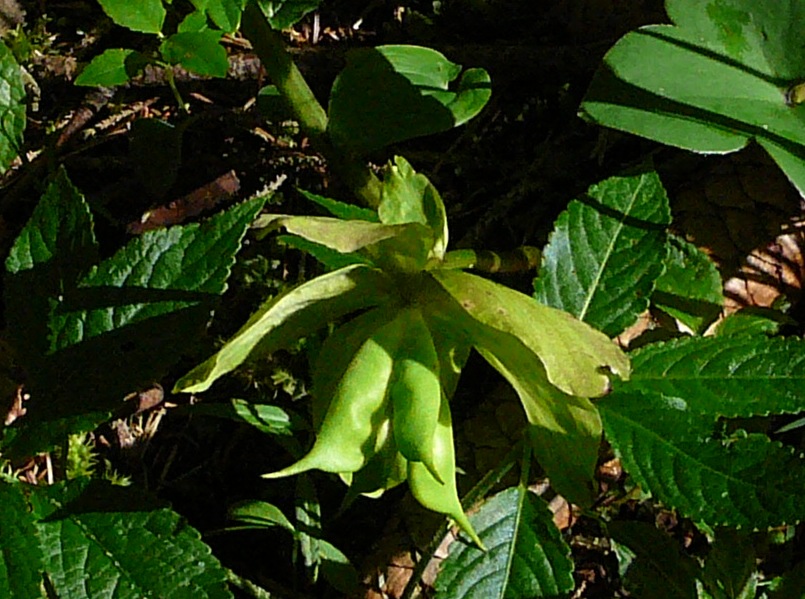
[
  {"left": 29, "top": 479, "right": 232, "bottom": 599},
  {"left": 580, "top": 2, "right": 805, "bottom": 196},
  {"left": 0, "top": 41, "right": 25, "bottom": 173},
  {"left": 534, "top": 169, "right": 671, "bottom": 337},
  {"left": 432, "top": 269, "right": 630, "bottom": 398},
  {"left": 174, "top": 264, "right": 395, "bottom": 393},
  {"left": 97, "top": 0, "right": 166, "bottom": 33},
  {"left": 160, "top": 31, "right": 228, "bottom": 78},
  {"left": 328, "top": 45, "right": 491, "bottom": 155},
  {"left": 436, "top": 486, "right": 574, "bottom": 599},
  {"left": 600, "top": 390, "right": 805, "bottom": 528},
  {"left": 622, "top": 334, "right": 805, "bottom": 418},
  {"left": 75, "top": 49, "right": 149, "bottom": 87}
]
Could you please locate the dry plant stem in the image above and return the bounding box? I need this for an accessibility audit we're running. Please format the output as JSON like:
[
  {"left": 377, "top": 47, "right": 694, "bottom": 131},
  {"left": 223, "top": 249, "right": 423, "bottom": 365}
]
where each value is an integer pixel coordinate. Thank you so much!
[
  {"left": 240, "top": 4, "right": 383, "bottom": 209},
  {"left": 399, "top": 439, "right": 524, "bottom": 599}
]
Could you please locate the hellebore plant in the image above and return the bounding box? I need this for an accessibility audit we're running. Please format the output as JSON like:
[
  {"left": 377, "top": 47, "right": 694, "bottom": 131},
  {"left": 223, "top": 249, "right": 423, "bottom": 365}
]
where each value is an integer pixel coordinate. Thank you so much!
[{"left": 174, "top": 156, "right": 630, "bottom": 545}]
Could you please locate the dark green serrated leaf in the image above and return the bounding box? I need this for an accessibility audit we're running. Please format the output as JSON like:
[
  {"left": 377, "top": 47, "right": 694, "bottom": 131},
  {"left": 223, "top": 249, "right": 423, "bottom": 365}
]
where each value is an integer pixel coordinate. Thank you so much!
[
  {"left": 28, "top": 479, "right": 232, "bottom": 599},
  {"left": 610, "top": 521, "right": 700, "bottom": 599},
  {"left": 600, "top": 390, "right": 805, "bottom": 528},
  {"left": 624, "top": 335, "right": 805, "bottom": 418},
  {"left": 297, "top": 189, "right": 379, "bottom": 222},
  {"left": 3, "top": 197, "right": 266, "bottom": 456},
  {"left": 97, "top": 0, "right": 166, "bottom": 33},
  {"left": 534, "top": 170, "right": 671, "bottom": 337},
  {"left": 0, "top": 41, "right": 25, "bottom": 173},
  {"left": 75, "top": 49, "right": 149, "bottom": 87},
  {"left": 652, "top": 234, "right": 722, "bottom": 334},
  {"left": 5, "top": 168, "right": 98, "bottom": 367},
  {"left": 160, "top": 31, "right": 228, "bottom": 78},
  {"left": 0, "top": 482, "right": 45, "bottom": 599},
  {"left": 436, "top": 487, "right": 574, "bottom": 599},
  {"left": 714, "top": 306, "right": 792, "bottom": 337}
]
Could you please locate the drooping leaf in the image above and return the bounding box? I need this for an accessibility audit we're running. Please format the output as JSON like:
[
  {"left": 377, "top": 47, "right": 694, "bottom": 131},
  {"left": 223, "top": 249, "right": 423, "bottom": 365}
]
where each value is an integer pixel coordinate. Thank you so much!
[
  {"left": 0, "top": 482, "right": 45, "bottom": 599},
  {"left": 609, "top": 521, "right": 700, "bottom": 599},
  {"left": 174, "top": 264, "right": 394, "bottom": 393},
  {"left": 3, "top": 194, "right": 267, "bottom": 456},
  {"left": 701, "top": 529, "right": 757, "bottom": 599},
  {"left": 227, "top": 499, "right": 295, "bottom": 532},
  {"left": 97, "top": 0, "right": 166, "bottom": 33},
  {"left": 436, "top": 487, "right": 574, "bottom": 599},
  {"left": 258, "top": 0, "right": 322, "bottom": 30},
  {"left": 599, "top": 390, "right": 805, "bottom": 528},
  {"left": 580, "top": 0, "right": 805, "bottom": 196},
  {"left": 0, "top": 41, "right": 25, "bottom": 173},
  {"left": 534, "top": 169, "right": 671, "bottom": 337},
  {"left": 75, "top": 49, "right": 149, "bottom": 87},
  {"left": 652, "top": 234, "right": 723, "bottom": 334},
  {"left": 432, "top": 269, "right": 630, "bottom": 398},
  {"left": 278, "top": 235, "right": 370, "bottom": 270},
  {"left": 160, "top": 31, "right": 228, "bottom": 78},
  {"left": 328, "top": 45, "right": 491, "bottom": 155},
  {"left": 621, "top": 334, "right": 805, "bottom": 418},
  {"left": 28, "top": 479, "right": 232, "bottom": 599}
]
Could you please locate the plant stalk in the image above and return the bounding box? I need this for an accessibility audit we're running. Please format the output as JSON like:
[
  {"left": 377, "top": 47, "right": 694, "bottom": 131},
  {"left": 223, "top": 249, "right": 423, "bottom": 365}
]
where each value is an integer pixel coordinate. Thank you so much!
[
  {"left": 438, "top": 246, "right": 542, "bottom": 273},
  {"left": 240, "top": 4, "right": 383, "bottom": 209}
]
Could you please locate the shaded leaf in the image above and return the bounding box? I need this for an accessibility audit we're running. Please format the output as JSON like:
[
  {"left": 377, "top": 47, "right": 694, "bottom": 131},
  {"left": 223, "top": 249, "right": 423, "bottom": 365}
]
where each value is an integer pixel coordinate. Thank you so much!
[
  {"left": 652, "top": 234, "right": 723, "bottom": 334},
  {"left": 0, "top": 41, "right": 25, "bottom": 173},
  {"left": 130, "top": 118, "right": 182, "bottom": 198},
  {"left": 160, "top": 31, "right": 228, "bottom": 78},
  {"left": 205, "top": 0, "right": 246, "bottom": 31},
  {"left": 610, "top": 521, "right": 699, "bottom": 599},
  {"left": 227, "top": 500, "right": 295, "bottom": 532},
  {"left": 534, "top": 170, "right": 671, "bottom": 337},
  {"left": 436, "top": 487, "right": 574, "bottom": 599},
  {"left": 701, "top": 529, "right": 757, "bottom": 599},
  {"left": 328, "top": 45, "right": 490, "bottom": 154},
  {"left": 29, "top": 479, "right": 232, "bottom": 599},
  {"left": 184, "top": 398, "right": 297, "bottom": 436},
  {"left": 714, "top": 306, "right": 792, "bottom": 337},
  {"left": 0, "top": 482, "right": 45, "bottom": 599},
  {"left": 259, "top": 0, "right": 321, "bottom": 30}
]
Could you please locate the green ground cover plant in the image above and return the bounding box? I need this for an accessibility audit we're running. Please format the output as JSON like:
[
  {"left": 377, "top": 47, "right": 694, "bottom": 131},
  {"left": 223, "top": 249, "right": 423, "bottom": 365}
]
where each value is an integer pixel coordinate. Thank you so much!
[{"left": 1, "top": 0, "right": 805, "bottom": 597}]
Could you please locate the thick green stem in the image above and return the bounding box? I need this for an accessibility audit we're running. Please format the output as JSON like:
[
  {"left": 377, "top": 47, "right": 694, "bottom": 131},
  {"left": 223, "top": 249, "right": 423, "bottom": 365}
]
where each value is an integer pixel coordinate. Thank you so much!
[
  {"left": 240, "top": 3, "right": 383, "bottom": 209},
  {"left": 438, "top": 246, "right": 542, "bottom": 273}
]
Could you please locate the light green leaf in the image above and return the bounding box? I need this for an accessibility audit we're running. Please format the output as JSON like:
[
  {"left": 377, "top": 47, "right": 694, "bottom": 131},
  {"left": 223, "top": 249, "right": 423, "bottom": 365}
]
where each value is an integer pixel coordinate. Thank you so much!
[
  {"left": 184, "top": 398, "right": 297, "bottom": 436},
  {"left": 701, "top": 529, "right": 757, "bottom": 599},
  {"left": 432, "top": 269, "right": 630, "bottom": 398},
  {"left": 0, "top": 482, "right": 45, "bottom": 599},
  {"left": 205, "top": 0, "right": 246, "bottom": 31},
  {"left": 435, "top": 487, "right": 574, "bottom": 599},
  {"left": 0, "top": 41, "right": 25, "bottom": 173},
  {"left": 328, "top": 45, "right": 491, "bottom": 154},
  {"left": 174, "top": 264, "right": 394, "bottom": 393},
  {"left": 652, "top": 234, "right": 723, "bottom": 334},
  {"left": 580, "top": 1, "right": 805, "bottom": 196},
  {"left": 610, "top": 521, "right": 700, "bottom": 599},
  {"left": 30, "top": 479, "right": 232, "bottom": 598},
  {"left": 278, "top": 234, "right": 370, "bottom": 270},
  {"left": 178, "top": 10, "right": 209, "bottom": 32},
  {"left": 258, "top": 0, "right": 321, "bottom": 30},
  {"left": 160, "top": 31, "right": 228, "bottom": 78},
  {"left": 621, "top": 335, "right": 805, "bottom": 418},
  {"left": 227, "top": 500, "right": 295, "bottom": 532},
  {"left": 75, "top": 49, "right": 149, "bottom": 87},
  {"left": 379, "top": 156, "right": 448, "bottom": 259},
  {"left": 599, "top": 390, "right": 805, "bottom": 527},
  {"left": 97, "top": 0, "right": 166, "bottom": 33},
  {"left": 534, "top": 170, "right": 671, "bottom": 337}
]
